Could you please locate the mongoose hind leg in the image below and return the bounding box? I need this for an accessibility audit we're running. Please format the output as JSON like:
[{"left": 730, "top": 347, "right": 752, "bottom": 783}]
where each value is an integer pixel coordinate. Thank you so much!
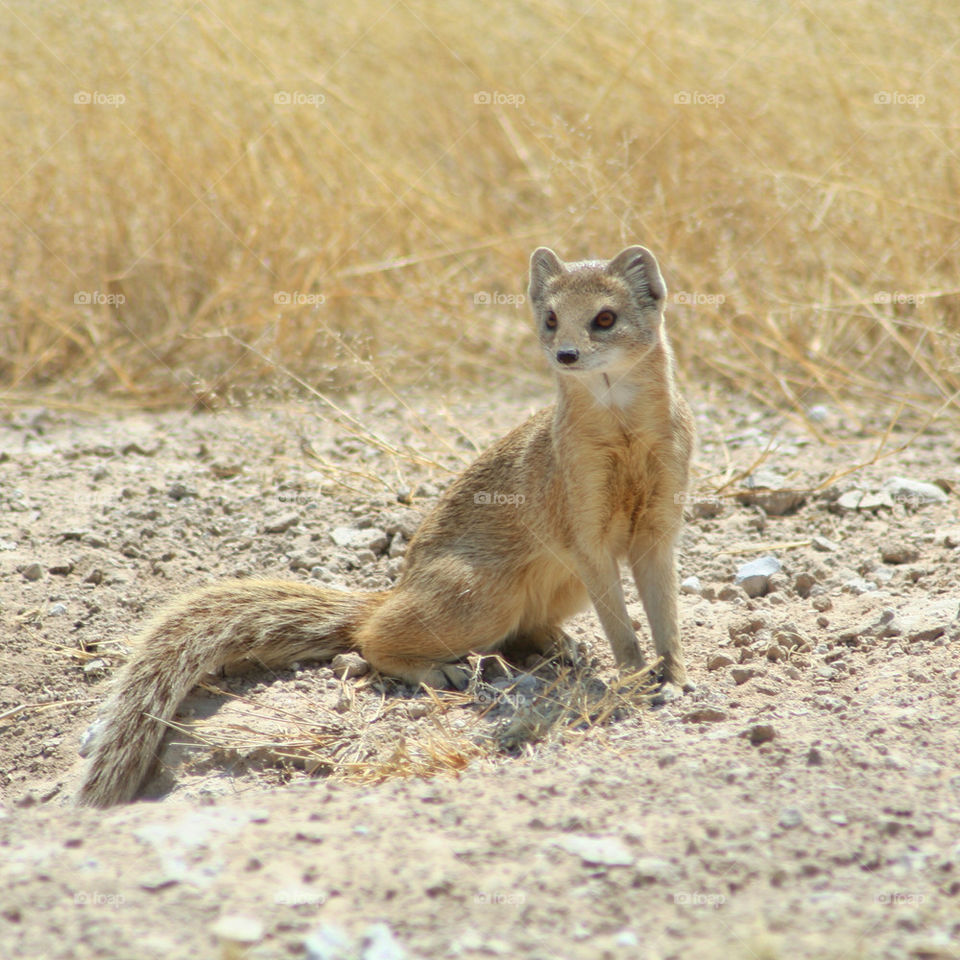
[
  {"left": 355, "top": 586, "right": 514, "bottom": 690},
  {"left": 501, "top": 625, "right": 582, "bottom": 666}
]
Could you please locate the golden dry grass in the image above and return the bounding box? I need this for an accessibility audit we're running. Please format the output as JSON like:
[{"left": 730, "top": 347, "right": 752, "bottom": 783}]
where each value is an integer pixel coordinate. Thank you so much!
[
  {"left": 167, "top": 658, "right": 658, "bottom": 787},
  {"left": 2, "top": 0, "right": 958, "bottom": 415}
]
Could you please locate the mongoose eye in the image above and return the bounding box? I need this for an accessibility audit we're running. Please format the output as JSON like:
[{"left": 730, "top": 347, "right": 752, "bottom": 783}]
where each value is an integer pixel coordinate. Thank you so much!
[
  {"left": 593, "top": 310, "right": 617, "bottom": 329},
  {"left": 545, "top": 311, "right": 558, "bottom": 329}
]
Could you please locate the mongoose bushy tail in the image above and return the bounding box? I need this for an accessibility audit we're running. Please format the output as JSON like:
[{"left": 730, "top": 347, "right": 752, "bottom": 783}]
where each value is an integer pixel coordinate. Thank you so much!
[{"left": 77, "top": 580, "right": 383, "bottom": 807}]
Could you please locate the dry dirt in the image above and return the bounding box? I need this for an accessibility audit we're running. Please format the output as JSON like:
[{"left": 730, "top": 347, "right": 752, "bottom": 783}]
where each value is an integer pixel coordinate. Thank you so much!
[{"left": 1, "top": 383, "right": 959, "bottom": 960}]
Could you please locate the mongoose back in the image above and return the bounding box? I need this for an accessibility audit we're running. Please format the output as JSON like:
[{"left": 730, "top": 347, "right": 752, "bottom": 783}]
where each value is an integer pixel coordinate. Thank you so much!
[{"left": 77, "top": 244, "right": 695, "bottom": 807}]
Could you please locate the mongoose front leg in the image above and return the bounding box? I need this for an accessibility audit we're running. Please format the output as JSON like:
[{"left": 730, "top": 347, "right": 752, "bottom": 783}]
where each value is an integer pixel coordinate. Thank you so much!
[
  {"left": 575, "top": 555, "right": 645, "bottom": 670},
  {"left": 630, "top": 539, "right": 694, "bottom": 695}
]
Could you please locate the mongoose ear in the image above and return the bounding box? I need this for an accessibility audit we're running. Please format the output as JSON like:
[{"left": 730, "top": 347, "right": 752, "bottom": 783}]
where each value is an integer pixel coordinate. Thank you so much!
[
  {"left": 528, "top": 247, "right": 565, "bottom": 302},
  {"left": 606, "top": 245, "right": 666, "bottom": 306}
]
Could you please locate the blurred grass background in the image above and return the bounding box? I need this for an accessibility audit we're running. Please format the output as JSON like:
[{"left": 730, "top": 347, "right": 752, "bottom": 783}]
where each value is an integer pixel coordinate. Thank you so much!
[{"left": 1, "top": 0, "right": 958, "bottom": 416}]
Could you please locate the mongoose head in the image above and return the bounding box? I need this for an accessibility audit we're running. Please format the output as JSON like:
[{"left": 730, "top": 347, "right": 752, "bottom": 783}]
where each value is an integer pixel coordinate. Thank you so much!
[{"left": 527, "top": 245, "right": 667, "bottom": 377}]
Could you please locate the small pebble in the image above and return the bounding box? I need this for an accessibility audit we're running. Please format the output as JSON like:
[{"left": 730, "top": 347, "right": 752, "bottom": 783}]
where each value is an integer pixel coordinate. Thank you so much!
[
  {"left": 734, "top": 556, "right": 781, "bottom": 598},
  {"left": 264, "top": 512, "right": 300, "bottom": 534},
  {"left": 745, "top": 724, "right": 776, "bottom": 745},
  {"left": 881, "top": 541, "right": 919, "bottom": 564},
  {"left": 778, "top": 807, "right": 804, "bottom": 829},
  {"left": 680, "top": 575, "right": 702, "bottom": 595}
]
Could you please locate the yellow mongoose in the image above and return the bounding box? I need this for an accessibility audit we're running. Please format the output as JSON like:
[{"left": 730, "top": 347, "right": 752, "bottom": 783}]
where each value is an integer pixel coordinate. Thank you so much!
[{"left": 77, "top": 244, "right": 695, "bottom": 807}]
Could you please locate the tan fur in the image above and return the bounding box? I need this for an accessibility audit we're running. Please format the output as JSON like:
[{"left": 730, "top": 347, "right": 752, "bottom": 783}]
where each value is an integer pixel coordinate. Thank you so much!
[{"left": 77, "top": 244, "right": 694, "bottom": 807}]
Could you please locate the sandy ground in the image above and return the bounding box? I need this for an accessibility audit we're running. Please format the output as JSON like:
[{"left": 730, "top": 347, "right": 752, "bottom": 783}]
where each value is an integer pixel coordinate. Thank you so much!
[{"left": 1, "top": 382, "right": 959, "bottom": 960}]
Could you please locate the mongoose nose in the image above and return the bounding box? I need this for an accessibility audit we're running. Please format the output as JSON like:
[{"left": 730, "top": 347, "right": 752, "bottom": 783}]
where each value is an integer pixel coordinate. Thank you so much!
[{"left": 556, "top": 348, "right": 579, "bottom": 365}]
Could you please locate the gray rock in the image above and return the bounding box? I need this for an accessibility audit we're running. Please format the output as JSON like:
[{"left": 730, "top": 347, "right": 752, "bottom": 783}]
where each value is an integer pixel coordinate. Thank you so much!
[
  {"left": 881, "top": 541, "right": 919, "bottom": 564},
  {"left": 167, "top": 482, "right": 193, "bottom": 500},
  {"left": 305, "top": 924, "right": 353, "bottom": 960},
  {"left": 264, "top": 512, "right": 300, "bottom": 534},
  {"left": 83, "top": 658, "right": 108, "bottom": 677},
  {"left": 361, "top": 923, "right": 407, "bottom": 960},
  {"left": 734, "top": 555, "right": 781, "bottom": 598},
  {"left": 858, "top": 490, "right": 894, "bottom": 511},
  {"left": 885, "top": 599, "right": 959, "bottom": 643},
  {"left": 736, "top": 471, "right": 806, "bottom": 516},
  {"left": 812, "top": 535, "right": 840, "bottom": 552},
  {"left": 330, "top": 526, "right": 388, "bottom": 553},
  {"left": 680, "top": 575, "right": 702, "bottom": 595},
  {"left": 212, "top": 915, "right": 263, "bottom": 947},
  {"left": 632, "top": 857, "right": 677, "bottom": 884},
  {"left": 841, "top": 577, "right": 877, "bottom": 595},
  {"left": 682, "top": 706, "right": 728, "bottom": 723},
  {"left": 22, "top": 562, "right": 43, "bottom": 581},
  {"left": 48, "top": 602, "right": 68, "bottom": 616},
  {"left": 778, "top": 807, "right": 804, "bottom": 829},
  {"left": 731, "top": 666, "right": 759, "bottom": 685},
  {"left": 745, "top": 724, "right": 776, "bottom": 745},
  {"left": 834, "top": 489, "right": 865, "bottom": 513},
  {"left": 381, "top": 510, "right": 421, "bottom": 540},
  {"left": 554, "top": 835, "right": 634, "bottom": 867},
  {"left": 331, "top": 652, "right": 370, "bottom": 679},
  {"left": 707, "top": 654, "right": 735, "bottom": 671},
  {"left": 883, "top": 476, "right": 948, "bottom": 505}
]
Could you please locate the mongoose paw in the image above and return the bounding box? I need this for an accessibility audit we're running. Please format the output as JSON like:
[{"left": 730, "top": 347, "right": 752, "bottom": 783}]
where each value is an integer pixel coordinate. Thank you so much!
[
  {"left": 651, "top": 681, "right": 685, "bottom": 707},
  {"left": 421, "top": 663, "right": 471, "bottom": 691}
]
